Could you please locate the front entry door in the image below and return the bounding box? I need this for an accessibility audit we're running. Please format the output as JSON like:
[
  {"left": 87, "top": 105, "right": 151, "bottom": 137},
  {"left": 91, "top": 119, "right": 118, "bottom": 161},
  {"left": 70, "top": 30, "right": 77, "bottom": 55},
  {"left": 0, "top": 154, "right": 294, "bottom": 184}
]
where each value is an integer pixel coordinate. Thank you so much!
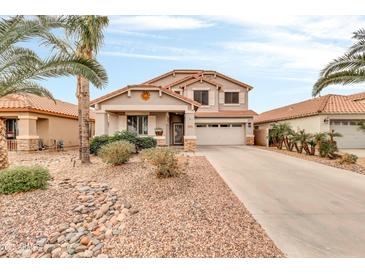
[{"left": 173, "top": 123, "right": 184, "bottom": 145}]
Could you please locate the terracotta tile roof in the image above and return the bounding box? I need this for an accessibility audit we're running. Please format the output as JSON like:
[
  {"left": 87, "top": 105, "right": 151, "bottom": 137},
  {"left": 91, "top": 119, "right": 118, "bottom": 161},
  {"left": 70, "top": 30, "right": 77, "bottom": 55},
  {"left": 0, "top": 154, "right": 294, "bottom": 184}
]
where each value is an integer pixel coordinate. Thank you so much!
[
  {"left": 90, "top": 84, "right": 201, "bottom": 107},
  {"left": 144, "top": 69, "right": 253, "bottom": 90},
  {"left": 179, "top": 76, "right": 223, "bottom": 89},
  {"left": 0, "top": 93, "right": 93, "bottom": 120},
  {"left": 195, "top": 110, "right": 257, "bottom": 118},
  {"left": 346, "top": 91, "right": 365, "bottom": 101},
  {"left": 254, "top": 93, "right": 365, "bottom": 124}
]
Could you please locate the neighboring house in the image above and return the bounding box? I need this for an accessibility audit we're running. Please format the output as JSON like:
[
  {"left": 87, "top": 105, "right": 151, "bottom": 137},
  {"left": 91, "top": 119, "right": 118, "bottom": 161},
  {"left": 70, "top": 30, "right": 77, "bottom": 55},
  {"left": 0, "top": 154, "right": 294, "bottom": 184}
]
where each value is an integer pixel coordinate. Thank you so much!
[
  {"left": 90, "top": 69, "right": 256, "bottom": 151},
  {"left": 0, "top": 94, "right": 95, "bottom": 151},
  {"left": 254, "top": 92, "right": 365, "bottom": 149}
]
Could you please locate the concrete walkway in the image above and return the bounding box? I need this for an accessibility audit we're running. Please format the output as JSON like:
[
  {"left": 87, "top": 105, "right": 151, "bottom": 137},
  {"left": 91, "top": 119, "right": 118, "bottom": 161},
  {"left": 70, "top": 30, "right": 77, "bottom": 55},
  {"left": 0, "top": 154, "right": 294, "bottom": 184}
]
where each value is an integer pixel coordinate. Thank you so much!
[{"left": 197, "top": 146, "right": 365, "bottom": 257}]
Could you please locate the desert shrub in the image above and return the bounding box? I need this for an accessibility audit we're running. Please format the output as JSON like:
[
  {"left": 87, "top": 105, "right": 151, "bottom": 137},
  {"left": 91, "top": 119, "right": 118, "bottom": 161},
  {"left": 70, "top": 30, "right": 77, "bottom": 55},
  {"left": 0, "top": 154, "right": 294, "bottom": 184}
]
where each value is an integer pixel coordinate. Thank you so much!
[
  {"left": 338, "top": 153, "right": 358, "bottom": 165},
  {"left": 319, "top": 140, "right": 338, "bottom": 159},
  {"left": 0, "top": 166, "right": 51, "bottom": 194},
  {"left": 135, "top": 136, "right": 157, "bottom": 151},
  {"left": 98, "top": 140, "right": 135, "bottom": 165},
  {"left": 140, "top": 147, "right": 180, "bottom": 178},
  {"left": 90, "top": 135, "right": 110, "bottom": 154}
]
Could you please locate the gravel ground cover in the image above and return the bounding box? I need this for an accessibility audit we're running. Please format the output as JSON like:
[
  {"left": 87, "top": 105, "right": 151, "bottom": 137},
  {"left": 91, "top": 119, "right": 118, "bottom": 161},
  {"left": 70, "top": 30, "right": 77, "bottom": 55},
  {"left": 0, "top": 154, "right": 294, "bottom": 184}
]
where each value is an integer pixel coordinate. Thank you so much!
[
  {"left": 1, "top": 150, "right": 283, "bottom": 258},
  {"left": 256, "top": 146, "right": 365, "bottom": 176}
]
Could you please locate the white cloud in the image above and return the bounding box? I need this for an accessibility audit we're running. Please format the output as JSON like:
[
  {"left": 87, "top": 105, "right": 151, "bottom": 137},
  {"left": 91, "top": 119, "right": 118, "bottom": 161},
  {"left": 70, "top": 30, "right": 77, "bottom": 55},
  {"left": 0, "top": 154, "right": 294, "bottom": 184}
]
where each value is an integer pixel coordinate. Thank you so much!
[
  {"left": 101, "top": 49, "right": 211, "bottom": 62},
  {"left": 109, "top": 16, "right": 213, "bottom": 31},
  {"left": 222, "top": 40, "right": 345, "bottom": 70}
]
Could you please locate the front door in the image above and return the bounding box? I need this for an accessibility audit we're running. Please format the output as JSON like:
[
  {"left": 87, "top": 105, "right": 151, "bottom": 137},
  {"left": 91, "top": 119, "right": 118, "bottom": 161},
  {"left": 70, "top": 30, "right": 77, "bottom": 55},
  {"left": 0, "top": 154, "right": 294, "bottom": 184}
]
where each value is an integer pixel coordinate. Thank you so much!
[{"left": 173, "top": 123, "right": 184, "bottom": 145}]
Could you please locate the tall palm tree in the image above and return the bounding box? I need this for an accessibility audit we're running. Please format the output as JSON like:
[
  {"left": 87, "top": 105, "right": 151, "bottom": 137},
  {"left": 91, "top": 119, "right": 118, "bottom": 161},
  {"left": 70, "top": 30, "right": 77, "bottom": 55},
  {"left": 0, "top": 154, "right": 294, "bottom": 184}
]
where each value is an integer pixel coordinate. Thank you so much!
[
  {"left": 0, "top": 16, "right": 108, "bottom": 170},
  {"left": 64, "top": 16, "right": 109, "bottom": 164},
  {"left": 313, "top": 28, "right": 365, "bottom": 96}
]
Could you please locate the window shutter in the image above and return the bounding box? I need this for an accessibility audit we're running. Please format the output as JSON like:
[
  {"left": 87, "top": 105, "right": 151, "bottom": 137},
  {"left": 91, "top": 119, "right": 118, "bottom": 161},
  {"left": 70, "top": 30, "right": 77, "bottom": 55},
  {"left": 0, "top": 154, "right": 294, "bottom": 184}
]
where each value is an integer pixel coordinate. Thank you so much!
[
  {"left": 239, "top": 92, "right": 245, "bottom": 104},
  {"left": 219, "top": 92, "right": 224, "bottom": 104},
  {"left": 209, "top": 89, "right": 215, "bottom": 106}
]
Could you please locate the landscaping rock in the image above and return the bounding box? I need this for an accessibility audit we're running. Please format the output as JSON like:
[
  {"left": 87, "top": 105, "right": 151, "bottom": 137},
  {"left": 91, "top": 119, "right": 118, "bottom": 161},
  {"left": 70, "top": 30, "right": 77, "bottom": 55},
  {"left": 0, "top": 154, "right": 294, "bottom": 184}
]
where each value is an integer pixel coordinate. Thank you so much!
[
  {"left": 36, "top": 237, "right": 48, "bottom": 247},
  {"left": 51, "top": 247, "right": 62, "bottom": 258},
  {"left": 80, "top": 236, "right": 90, "bottom": 246}
]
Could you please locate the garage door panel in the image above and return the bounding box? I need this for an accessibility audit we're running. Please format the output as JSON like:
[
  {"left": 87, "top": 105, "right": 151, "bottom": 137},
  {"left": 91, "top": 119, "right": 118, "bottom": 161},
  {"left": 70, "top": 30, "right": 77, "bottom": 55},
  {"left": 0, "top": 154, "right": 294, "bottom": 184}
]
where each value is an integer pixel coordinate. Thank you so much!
[
  {"left": 196, "top": 124, "right": 246, "bottom": 145},
  {"left": 331, "top": 124, "right": 365, "bottom": 149}
]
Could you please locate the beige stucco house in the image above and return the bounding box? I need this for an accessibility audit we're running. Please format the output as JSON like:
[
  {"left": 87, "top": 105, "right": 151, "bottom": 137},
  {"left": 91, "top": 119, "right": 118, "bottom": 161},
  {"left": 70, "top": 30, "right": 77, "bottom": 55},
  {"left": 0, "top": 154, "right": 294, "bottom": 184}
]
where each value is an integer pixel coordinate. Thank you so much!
[
  {"left": 254, "top": 92, "right": 365, "bottom": 149},
  {"left": 90, "top": 69, "right": 256, "bottom": 151},
  {"left": 0, "top": 94, "right": 95, "bottom": 151}
]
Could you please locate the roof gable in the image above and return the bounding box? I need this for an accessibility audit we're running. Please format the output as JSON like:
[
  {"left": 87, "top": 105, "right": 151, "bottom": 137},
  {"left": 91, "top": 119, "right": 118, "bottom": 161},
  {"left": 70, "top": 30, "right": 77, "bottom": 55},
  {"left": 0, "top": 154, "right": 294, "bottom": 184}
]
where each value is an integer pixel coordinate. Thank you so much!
[
  {"left": 144, "top": 69, "right": 253, "bottom": 90},
  {"left": 90, "top": 84, "right": 201, "bottom": 107}
]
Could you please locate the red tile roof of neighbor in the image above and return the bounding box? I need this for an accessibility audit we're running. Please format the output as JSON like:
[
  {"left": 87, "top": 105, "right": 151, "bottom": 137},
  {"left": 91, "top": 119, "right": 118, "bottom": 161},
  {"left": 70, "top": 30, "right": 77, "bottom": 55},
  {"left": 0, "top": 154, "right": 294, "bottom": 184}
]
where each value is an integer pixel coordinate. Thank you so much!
[
  {"left": 254, "top": 93, "right": 365, "bottom": 124},
  {"left": 195, "top": 110, "right": 257, "bottom": 118},
  {"left": 0, "top": 93, "right": 94, "bottom": 120}
]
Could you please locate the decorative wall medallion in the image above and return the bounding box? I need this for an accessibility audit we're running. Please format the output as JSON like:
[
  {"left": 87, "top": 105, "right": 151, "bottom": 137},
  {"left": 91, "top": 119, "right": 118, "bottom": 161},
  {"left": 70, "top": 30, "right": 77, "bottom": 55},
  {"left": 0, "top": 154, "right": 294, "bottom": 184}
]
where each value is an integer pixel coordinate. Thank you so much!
[{"left": 141, "top": 91, "right": 150, "bottom": 101}]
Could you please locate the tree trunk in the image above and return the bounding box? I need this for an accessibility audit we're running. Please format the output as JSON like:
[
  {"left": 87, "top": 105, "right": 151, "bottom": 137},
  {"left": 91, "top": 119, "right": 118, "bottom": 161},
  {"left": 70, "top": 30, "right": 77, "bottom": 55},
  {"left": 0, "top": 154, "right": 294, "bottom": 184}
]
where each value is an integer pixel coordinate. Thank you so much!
[
  {"left": 0, "top": 118, "right": 9, "bottom": 170},
  {"left": 77, "top": 75, "right": 82, "bottom": 160},
  {"left": 80, "top": 75, "right": 91, "bottom": 163}
]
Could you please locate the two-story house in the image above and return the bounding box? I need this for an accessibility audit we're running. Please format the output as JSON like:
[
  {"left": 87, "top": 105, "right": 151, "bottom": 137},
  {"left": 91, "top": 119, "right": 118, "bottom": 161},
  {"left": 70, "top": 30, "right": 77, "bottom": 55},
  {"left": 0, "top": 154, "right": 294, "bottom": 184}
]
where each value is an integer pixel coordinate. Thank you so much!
[{"left": 90, "top": 69, "right": 256, "bottom": 151}]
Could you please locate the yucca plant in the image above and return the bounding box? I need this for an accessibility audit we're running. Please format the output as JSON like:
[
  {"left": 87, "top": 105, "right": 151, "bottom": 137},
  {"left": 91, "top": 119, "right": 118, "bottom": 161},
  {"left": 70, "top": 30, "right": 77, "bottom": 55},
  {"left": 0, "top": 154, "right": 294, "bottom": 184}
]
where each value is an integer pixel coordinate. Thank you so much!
[
  {"left": 313, "top": 28, "right": 365, "bottom": 96},
  {"left": 0, "top": 16, "right": 108, "bottom": 170}
]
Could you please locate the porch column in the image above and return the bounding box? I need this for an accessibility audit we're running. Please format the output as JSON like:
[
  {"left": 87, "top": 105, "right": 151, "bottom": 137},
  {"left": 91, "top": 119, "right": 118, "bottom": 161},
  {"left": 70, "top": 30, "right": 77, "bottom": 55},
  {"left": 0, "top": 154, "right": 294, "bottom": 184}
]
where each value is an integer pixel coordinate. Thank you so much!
[
  {"left": 17, "top": 115, "right": 39, "bottom": 151},
  {"left": 95, "top": 111, "right": 108, "bottom": 136},
  {"left": 108, "top": 113, "right": 119, "bottom": 135},
  {"left": 183, "top": 110, "right": 197, "bottom": 152},
  {"left": 245, "top": 119, "right": 254, "bottom": 145}
]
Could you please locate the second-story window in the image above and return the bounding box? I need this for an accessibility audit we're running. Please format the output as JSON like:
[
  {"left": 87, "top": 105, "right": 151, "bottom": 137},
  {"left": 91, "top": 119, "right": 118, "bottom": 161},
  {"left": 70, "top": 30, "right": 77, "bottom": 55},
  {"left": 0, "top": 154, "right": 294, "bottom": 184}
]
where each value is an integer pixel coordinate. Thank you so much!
[
  {"left": 224, "top": 92, "right": 239, "bottom": 104},
  {"left": 194, "top": 90, "right": 209, "bottom": 105}
]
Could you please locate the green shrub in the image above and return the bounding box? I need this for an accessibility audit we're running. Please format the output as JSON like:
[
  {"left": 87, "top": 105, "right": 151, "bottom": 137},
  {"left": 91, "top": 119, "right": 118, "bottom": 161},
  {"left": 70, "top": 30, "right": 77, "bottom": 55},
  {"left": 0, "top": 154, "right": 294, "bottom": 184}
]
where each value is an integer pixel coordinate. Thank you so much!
[
  {"left": 140, "top": 147, "right": 180, "bottom": 178},
  {"left": 0, "top": 166, "right": 51, "bottom": 194},
  {"left": 111, "top": 130, "right": 138, "bottom": 144},
  {"left": 98, "top": 140, "right": 135, "bottom": 165},
  {"left": 91, "top": 131, "right": 157, "bottom": 154},
  {"left": 90, "top": 135, "right": 110, "bottom": 154},
  {"left": 339, "top": 153, "right": 358, "bottom": 164},
  {"left": 135, "top": 136, "right": 157, "bottom": 151},
  {"left": 319, "top": 140, "right": 338, "bottom": 159}
]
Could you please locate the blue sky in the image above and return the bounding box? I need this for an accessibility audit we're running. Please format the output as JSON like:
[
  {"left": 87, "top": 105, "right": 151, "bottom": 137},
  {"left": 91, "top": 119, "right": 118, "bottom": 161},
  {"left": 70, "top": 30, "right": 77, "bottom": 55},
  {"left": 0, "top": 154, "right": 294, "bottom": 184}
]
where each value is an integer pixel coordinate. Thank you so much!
[{"left": 28, "top": 15, "right": 365, "bottom": 113}]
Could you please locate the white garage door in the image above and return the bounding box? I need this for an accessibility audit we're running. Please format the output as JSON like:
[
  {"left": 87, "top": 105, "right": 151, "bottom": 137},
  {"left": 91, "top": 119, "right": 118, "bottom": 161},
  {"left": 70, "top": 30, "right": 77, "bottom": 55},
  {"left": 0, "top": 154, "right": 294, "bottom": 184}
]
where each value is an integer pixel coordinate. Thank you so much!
[
  {"left": 196, "top": 123, "right": 246, "bottom": 145},
  {"left": 331, "top": 120, "right": 365, "bottom": 148}
]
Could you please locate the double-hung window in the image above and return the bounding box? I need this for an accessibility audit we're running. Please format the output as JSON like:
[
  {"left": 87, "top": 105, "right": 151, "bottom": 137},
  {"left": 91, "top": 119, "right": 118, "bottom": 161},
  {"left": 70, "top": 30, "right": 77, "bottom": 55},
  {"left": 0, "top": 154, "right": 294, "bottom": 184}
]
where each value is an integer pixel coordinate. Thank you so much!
[
  {"left": 224, "top": 92, "right": 239, "bottom": 104},
  {"left": 127, "top": 115, "right": 148, "bottom": 135},
  {"left": 194, "top": 90, "right": 209, "bottom": 105}
]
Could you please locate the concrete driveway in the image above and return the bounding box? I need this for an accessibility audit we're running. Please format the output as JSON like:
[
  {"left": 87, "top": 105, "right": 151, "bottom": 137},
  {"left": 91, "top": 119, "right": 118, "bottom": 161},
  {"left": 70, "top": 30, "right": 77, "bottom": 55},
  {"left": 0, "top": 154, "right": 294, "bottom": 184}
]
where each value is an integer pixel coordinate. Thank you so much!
[
  {"left": 340, "top": 149, "right": 365, "bottom": 157},
  {"left": 197, "top": 146, "right": 365, "bottom": 257}
]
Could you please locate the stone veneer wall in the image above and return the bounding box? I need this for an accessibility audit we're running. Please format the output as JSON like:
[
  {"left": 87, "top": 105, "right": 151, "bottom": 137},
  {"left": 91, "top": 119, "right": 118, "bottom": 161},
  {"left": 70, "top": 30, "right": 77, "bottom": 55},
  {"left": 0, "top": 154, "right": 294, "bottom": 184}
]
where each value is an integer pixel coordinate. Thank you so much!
[
  {"left": 246, "top": 135, "right": 254, "bottom": 145},
  {"left": 17, "top": 138, "right": 39, "bottom": 151},
  {"left": 184, "top": 137, "right": 196, "bottom": 152}
]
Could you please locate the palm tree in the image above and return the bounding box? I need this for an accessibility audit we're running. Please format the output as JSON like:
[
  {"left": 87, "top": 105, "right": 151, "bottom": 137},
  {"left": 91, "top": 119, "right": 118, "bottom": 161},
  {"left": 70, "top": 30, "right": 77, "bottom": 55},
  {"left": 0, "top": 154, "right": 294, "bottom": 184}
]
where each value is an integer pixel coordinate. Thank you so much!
[
  {"left": 313, "top": 132, "right": 328, "bottom": 153},
  {"left": 64, "top": 16, "right": 109, "bottom": 164},
  {"left": 327, "top": 129, "right": 342, "bottom": 145},
  {"left": 297, "top": 129, "right": 311, "bottom": 155},
  {"left": 313, "top": 28, "right": 365, "bottom": 96},
  {"left": 0, "top": 16, "right": 108, "bottom": 170}
]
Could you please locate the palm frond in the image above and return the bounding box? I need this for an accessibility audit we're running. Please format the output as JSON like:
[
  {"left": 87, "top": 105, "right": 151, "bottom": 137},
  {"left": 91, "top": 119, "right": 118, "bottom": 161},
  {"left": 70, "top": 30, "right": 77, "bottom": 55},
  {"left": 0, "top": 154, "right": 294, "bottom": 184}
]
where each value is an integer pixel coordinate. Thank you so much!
[
  {"left": 313, "top": 69, "right": 365, "bottom": 96},
  {"left": 319, "top": 53, "right": 365, "bottom": 77}
]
